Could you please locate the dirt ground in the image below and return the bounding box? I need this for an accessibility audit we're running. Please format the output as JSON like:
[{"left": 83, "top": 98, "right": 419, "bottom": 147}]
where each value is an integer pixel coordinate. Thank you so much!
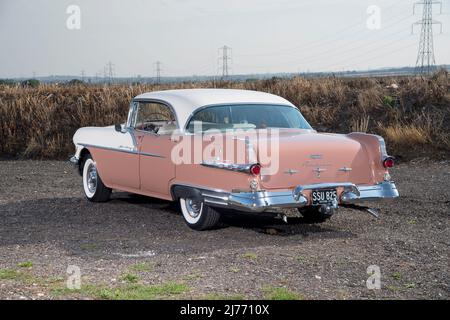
[{"left": 0, "top": 160, "right": 448, "bottom": 300}]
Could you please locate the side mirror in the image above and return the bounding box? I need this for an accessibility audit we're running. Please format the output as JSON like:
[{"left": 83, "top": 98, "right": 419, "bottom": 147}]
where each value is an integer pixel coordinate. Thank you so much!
[{"left": 115, "top": 124, "right": 125, "bottom": 133}]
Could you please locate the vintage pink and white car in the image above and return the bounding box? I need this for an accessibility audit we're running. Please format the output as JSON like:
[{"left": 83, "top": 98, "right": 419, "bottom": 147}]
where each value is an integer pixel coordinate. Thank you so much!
[{"left": 70, "top": 89, "right": 399, "bottom": 230}]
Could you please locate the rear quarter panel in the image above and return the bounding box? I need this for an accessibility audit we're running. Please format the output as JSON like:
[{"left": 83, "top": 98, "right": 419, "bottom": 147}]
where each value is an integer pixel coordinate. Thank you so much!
[
  {"left": 346, "top": 132, "right": 387, "bottom": 184},
  {"left": 169, "top": 134, "right": 254, "bottom": 193}
]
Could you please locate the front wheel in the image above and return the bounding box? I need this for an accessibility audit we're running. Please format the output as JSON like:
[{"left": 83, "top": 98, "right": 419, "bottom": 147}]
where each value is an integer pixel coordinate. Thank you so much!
[
  {"left": 82, "top": 155, "right": 111, "bottom": 202},
  {"left": 180, "top": 197, "right": 220, "bottom": 231}
]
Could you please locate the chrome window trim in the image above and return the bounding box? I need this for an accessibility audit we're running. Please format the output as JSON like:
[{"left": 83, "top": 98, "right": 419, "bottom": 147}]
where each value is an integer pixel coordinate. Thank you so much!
[
  {"left": 131, "top": 98, "right": 180, "bottom": 131},
  {"left": 126, "top": 102, "right": 138, "bottom": 128},
  {"left": 183, "top": 103, "right": 312, "bottom": 133}
]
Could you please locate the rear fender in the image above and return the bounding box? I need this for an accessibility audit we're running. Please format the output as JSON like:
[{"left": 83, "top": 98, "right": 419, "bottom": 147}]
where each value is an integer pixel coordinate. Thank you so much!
[
  {"left": 171, "top": 185, "right": 203, "bottom": 201},
  {"left": 347, "top": 133, "right": 390, "bottom": 181}
]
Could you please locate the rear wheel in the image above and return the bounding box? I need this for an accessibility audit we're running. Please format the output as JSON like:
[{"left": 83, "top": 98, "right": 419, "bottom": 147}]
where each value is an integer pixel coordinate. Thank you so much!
[
  {"left": 180, "top": 197, "right": 220, "bottom": 231},
  {"left": 82, "top": 155, "right": 111, "bottom": 202},
  {"left": 298, "top": 206, "right": 334, "bottom": 223}
]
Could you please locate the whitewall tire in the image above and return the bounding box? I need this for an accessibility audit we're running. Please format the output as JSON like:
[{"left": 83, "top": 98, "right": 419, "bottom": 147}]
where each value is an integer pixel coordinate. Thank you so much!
[
  {"left": 82, "top": 155, "right": 111, "bottom": 202},
  {"left": 180, "top": 197, "right": 220, "bottom": 231}
]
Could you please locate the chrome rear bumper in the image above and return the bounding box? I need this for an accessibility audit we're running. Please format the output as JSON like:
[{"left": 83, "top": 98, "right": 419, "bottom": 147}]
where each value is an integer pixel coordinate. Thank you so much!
[{"left": 201, "top": 181, "right": 399, "bottom": 212}]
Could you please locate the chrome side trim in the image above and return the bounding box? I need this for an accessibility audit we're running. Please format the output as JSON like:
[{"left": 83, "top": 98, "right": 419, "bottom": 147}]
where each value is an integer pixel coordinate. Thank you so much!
[
  {"left": 201, "top": 161, "right": 254, "bottom": 173},
  {"left": 140, "top": 152, "right": 165, "bottom": 158},
  {"left": 79, "top": 143, "right": 164, "bottom": 158},
  {"left": 80, "top": 143, "right": 138, "bottom": 155}
]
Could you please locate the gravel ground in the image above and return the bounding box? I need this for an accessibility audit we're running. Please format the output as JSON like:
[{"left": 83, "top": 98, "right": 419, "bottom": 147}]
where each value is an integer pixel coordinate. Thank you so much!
[{"left": 0, "top": 160, "right": 448, "bottom": 300}]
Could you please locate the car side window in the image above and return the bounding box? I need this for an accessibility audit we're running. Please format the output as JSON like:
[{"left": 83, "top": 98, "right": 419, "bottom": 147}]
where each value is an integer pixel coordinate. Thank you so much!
[{"left": 133, "top": 102, "right": 177, "bottom": 135}]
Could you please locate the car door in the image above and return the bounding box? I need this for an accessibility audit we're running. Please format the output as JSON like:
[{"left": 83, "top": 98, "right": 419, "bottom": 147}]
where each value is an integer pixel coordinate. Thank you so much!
[
  {"left": 132, "top": 101, "right": 177, "bottom": 197},
  {"left": 91, "top": 102, "right": 140, "bottom": 190}
]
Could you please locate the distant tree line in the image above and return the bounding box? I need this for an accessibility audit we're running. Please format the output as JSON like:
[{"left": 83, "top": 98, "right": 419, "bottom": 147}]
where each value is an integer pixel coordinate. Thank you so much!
[{"left": 0, "top": 78, "right": 92, "bottom": 87}]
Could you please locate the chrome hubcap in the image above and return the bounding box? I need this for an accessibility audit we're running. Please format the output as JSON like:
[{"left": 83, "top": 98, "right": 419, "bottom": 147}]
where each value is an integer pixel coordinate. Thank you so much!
[
  {"left": 185, "top": 198, "right": 202, "bottom": 218},
  {"left": 86, "top": 163, "right": 97, "bottom": 194}
]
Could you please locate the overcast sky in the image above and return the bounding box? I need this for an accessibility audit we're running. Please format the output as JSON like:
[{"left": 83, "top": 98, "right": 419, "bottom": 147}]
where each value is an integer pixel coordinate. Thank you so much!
[{"left": 1, "top": 0, "right": 449, "bottom": 78}]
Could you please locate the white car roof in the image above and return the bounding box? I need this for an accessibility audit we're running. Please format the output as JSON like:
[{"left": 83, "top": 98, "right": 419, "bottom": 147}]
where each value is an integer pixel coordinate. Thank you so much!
[{"left": 133, "top": 89, "right": 295, "bottom": 130}]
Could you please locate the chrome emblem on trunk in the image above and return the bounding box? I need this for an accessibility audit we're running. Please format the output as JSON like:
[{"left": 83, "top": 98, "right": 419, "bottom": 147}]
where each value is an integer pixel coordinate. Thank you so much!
[
  {"left": 310, "top": 154, "right": 323, "bottom": 159},
  {"left": 284, "top": 169, "right": 299, "bottom": 176},
  {"left": 339, "top": 167, "right": 352, "bottom": 172},
  {"left": 313, "top": 167, "right": 327, "bottom": 178}
]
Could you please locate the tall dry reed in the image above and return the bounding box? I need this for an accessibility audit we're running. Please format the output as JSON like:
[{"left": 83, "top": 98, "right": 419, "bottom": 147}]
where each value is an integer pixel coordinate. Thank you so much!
[{"left": 0, "top": 71, "right": 448, "bottom": 160}]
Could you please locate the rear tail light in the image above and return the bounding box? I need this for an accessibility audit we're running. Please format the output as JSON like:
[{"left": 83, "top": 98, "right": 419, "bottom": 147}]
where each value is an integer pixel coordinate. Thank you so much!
[
  {"left": 250, "top": 164, "right": 261, "bottom": 176},
  {"left": 383, "top": 157, "right": 395, "bottom": 168}
]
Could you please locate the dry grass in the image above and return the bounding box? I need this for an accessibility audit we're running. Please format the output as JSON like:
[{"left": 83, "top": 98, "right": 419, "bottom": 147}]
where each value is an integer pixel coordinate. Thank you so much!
[
  {"left": 351, "top": 116, "right": 371, "bottom": 133},
  {"left": 0, "top": 70, "right": 449, "bottom": 160},
  {"left": 380, "top": 125, "right": 430, "bottom": 151}
]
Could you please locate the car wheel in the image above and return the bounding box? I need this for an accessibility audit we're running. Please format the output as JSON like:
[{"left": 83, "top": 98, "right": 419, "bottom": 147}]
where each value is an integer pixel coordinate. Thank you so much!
[
  {"left": 298, "top": 206, "right": 333, "bottom": 223},
  {"left": 82, "top": 155, "right": 111, "bottom": 202},
  {"left": 180, "top": 197, "right": 220, "bottom": 231}
]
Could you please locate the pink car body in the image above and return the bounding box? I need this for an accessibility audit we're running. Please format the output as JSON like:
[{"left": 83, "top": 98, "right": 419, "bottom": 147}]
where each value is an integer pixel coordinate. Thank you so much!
[{"left": 70, "top": 89, "right": 399, "bottom": 230}]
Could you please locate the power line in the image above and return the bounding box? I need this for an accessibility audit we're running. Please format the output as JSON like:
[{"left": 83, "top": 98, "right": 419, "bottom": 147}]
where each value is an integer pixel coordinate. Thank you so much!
[
  {"left": 218, "top": 45, "right": 232, "bottom": 78},
  {"left": 235, "top": 0, "right": 412, "bottom": 58},
  {"left": 413, "top": 0, "right": 443, "bottom": 74},
  {"left": 234, "top": 14, "right": 414, "bottom": 73},
  {"left": 233, "top": 10, "right": 414, "bottom": 74},
  {"left": 332, "top": 41, "right": 418, "bottom": 72}
]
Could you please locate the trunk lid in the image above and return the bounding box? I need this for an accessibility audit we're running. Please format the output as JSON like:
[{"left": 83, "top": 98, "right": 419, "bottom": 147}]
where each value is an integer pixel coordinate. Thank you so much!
[{"left": 255, "top": 131, "right": 375, "bottom": 189}]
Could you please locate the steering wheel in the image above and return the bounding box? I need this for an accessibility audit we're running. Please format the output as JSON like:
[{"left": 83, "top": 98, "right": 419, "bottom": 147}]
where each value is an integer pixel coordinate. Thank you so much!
[
  {"left": 141, "top": 123, "right": 159, "bottom": 133},
  {"left": 145, "top": 112, "right": 172, "bottom": 120},
  {"left": 258, "top": 120, "right": 268, "bottom": 129}
]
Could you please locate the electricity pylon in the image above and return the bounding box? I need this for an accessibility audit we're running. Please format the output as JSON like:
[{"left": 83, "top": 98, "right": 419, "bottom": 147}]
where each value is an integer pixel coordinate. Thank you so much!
[
  {"left": 412, "top": 0, "right": 443, "bottom": 74},
  {"left": 154, "top": 61, "right": 162, "bottom": 84},
  {"left": 218, "top": 45, "right": 232, "bottom": 79}
]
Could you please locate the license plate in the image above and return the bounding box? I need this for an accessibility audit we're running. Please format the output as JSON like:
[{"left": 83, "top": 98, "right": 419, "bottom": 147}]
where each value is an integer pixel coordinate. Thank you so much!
[{"left": 311, "top": 189, "right": 337, "bottom": 205}]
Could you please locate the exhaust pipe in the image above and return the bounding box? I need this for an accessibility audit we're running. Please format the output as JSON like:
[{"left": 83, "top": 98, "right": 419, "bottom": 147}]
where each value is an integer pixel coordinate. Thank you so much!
[{"left": 342, "top": 204, "right": 380, "bottom": 219}]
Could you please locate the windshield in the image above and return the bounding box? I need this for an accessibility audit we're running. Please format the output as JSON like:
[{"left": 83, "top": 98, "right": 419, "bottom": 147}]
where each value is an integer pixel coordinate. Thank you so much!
[{"left": 186, "top": 104, "right": 312, "bottom": 133}]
